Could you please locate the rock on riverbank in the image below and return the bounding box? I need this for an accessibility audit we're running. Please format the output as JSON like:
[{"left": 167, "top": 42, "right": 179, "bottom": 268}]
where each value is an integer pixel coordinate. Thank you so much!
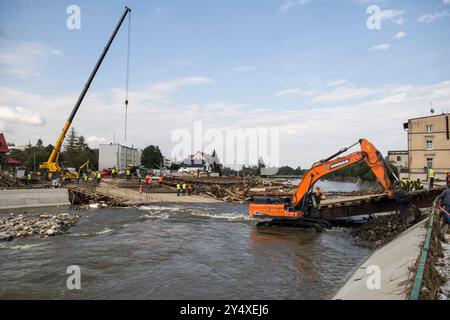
[
  {"left": 0, "top": 213, "right": 80, "bottom": 241},
  {"left": 351, "top": 213, "right": 421, "bottom": 247}
]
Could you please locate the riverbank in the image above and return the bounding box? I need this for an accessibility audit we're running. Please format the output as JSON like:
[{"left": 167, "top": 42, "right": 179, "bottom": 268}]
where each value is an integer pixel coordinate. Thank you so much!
[
  {"left": 333, "top": 218, "right": 428, "bottom": 300},
  {"left": 97, "top": 183, "right": 221, "bottom": 205}
]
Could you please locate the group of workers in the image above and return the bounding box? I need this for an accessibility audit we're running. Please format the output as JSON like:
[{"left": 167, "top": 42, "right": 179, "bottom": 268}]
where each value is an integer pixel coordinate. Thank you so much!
[
  {"left": 142, "top": 174, "right": 164, "bottom": 189},
  {"left": 399, "top": 168, "right": 436, "bottom": 191},
  {"left": 176, "top": 182, "right": 193, "bottom": 196},
  {"left": 400, "top": 178, "right": 424, "bottom": 191},
  {"left": 61, "top": 171, "right": 102, "bottom": 184}
]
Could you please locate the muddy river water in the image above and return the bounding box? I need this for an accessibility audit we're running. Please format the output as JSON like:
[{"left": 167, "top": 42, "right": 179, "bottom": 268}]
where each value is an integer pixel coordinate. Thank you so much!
[{"left": 0, "top": 181, "right": 371, "bottom": 299}]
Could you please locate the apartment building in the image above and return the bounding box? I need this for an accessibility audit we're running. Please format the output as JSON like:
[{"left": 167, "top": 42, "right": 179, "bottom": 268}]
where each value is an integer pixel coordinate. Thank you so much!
[
  {"left": 402, "top": 113, "right": 450, "bottom": 180},
  {"left": 387, "top": 150, "right": 409, "bottom": 172},
  {"left": 99, "top": 143, "right": 141, "bottom": 170}
]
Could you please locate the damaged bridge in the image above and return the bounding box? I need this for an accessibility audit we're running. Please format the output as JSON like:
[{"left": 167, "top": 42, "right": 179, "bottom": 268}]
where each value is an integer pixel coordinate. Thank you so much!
[{"left": 317, "top": 187, "right": 444, "bottom": 220}]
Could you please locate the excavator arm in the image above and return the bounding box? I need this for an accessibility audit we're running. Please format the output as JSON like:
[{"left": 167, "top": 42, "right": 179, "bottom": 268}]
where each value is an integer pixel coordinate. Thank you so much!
[
  {"left": 249, "top": 138, "right": 401, "bottom": 229},
  {"left": 292, "top": 139, "right": 395, "bottom": 207}
]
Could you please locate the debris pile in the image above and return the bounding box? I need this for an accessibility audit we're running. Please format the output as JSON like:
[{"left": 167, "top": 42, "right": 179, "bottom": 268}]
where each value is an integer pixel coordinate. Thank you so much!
[
  {"left": 202, "top": 184, "right": 253, "bottom": 202},
  {"left": 351, "top": 213, "right": 414, "bottom": 246},
  {"left": 197, "top": 183, "right": 294, "bottom": 202},
  {"left": 0, "top": 213, "right": 80, "bottom": 241},
  {"left": 68, "top": 185, "right": 126, "bottom": 207},
  {"left": 0, "top": 172, "right": 25, "bottom": 189},
  {"left": 436, "top": 236, "right": 450, "bottom": 300}
]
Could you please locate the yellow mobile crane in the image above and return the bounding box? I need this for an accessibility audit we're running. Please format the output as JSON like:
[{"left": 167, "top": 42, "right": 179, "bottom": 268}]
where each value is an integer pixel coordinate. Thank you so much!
[{"left": 40, "top": 7, "right": 131, "bottom": 178}]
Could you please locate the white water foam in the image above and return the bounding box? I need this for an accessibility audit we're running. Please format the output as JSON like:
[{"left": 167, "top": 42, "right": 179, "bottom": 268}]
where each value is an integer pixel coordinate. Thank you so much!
[
  {"left": 138, "top": 205, "right": 183, "bottom": 212},
  {"left": 140, "top": 213, "right": 170, "bottom": 220},
  {"left": 9, "top": 243, "right": 46, "bottom": 250},
  {"left": 189, "top": 211, "right": 252, "bottom": 222}
]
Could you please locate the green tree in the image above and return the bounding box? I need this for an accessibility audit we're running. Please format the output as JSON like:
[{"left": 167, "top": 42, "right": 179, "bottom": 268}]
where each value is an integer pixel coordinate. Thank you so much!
[
  {"left": 257, "top": 157, "right": 266, "bottom": 176},
  {"left": 35, "top": 138, "right": 43, "bottom": 148},
  {"left": 141, "top": 145, "right": 163, "bottom": 168},
  {"left": 169, "top": 162, "right": 181, "bottom": 171},
  {"left": 7, "top": 139, "right": 53, "bottom": 171},
  {"left": 60, "top": 128, "right": 99, "bottom": 170},
  {"left": 64, "top": 127, "right": 79, "bottom": 152},
  {"left": 277, "top": 166, "right": 306, "bottom": 176},
  {"left": 210, "top": 149, "right": 222, "bottom": 174},
  {"left": 222, "top": 167, "right": 236, "bottom": 176}
]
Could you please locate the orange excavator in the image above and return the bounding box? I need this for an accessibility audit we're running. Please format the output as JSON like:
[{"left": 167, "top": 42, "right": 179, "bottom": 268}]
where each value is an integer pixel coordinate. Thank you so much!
[{"left": 249, "top": 139, "right": 411, "bottom": 231}]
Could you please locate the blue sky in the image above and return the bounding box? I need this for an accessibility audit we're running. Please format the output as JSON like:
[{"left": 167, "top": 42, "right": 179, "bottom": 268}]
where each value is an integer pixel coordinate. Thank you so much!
[{"left": 1, "top": 0, "right": 450, "bottom": 167}]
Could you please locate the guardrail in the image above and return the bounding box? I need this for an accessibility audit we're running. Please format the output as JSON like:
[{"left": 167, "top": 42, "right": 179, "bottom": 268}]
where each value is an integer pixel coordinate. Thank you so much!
[{"left": 409, "top": 197, "right": 439, "bottom": 300}]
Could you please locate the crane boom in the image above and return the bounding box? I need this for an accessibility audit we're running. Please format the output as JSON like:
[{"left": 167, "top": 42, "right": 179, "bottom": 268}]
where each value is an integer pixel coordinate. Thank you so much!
[{"left": 40, "top": 7, "right": 131, "bottom": 175}]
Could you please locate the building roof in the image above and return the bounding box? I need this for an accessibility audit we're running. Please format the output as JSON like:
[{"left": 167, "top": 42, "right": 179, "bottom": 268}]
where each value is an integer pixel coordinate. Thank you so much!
[
  {"left": 182, "top": 151, "right": 221, "bottom": 166},
  {"left": 5, "top": 157, "right": 20, "bottom": 165},
  {"left": 387, "top": 150, "right": 408, "bottom": 155},
  {"left": 407, "top": 113, "right": 449, "bottom": 122},
  {"left": 0, "top": 133, "right": 9, "bottom": 153}
]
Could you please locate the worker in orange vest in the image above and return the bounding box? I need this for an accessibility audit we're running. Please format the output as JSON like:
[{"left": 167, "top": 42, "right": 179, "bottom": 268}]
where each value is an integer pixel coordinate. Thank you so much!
[{"left": 146, "top": 175, "right": 153, "bottom": 189}]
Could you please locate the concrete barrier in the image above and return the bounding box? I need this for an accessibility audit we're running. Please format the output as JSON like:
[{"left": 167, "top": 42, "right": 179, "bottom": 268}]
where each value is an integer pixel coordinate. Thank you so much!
[
  {"left": 333, "top": 218, "right": 427, "bottom": 300},
  {"left": 0, "top": 189, "right": 70, "bottom": 210}
]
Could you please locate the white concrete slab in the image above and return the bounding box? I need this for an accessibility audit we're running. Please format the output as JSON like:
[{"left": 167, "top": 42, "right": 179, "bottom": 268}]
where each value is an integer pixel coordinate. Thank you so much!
[
  {"left": 333, "top": 219, "right": 428, "bottom": 300},
  {"left": 0, "top": 189, "right": 70, "bottom": 209}
]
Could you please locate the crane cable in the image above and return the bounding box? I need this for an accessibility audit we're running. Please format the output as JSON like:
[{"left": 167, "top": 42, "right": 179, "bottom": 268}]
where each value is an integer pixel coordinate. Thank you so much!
[{"left": 124, "top": 10, "right": 131, "bottom": 141}]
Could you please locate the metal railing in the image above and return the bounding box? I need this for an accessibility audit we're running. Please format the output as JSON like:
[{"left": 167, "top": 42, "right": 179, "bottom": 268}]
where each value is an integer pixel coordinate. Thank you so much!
[{"left": 409, "top": 197, "right": 438, "bottom": 300}]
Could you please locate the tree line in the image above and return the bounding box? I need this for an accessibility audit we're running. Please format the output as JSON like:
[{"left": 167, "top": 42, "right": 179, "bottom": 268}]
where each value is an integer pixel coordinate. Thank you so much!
[{"left": 8, "top": 127, "right": 98, "bottom": 171}]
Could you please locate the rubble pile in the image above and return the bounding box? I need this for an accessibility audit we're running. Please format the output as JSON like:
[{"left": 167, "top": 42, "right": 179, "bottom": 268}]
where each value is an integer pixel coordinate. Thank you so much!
[
  {"left": 0, "top": 213, "right": 80, "bottom": 241},
  {"left": 0, "top": 172, "right": 25, "bottom": 189},
  {"left": 351, "top": 213, "right": 413, "bottom": 246},
  {"left": 201, "top": 184, "right": 253, "bottom": 202},
  {"left": 197, "top": 183, "right": 293, "bottom": 202},
  {"left": 68, "top": 186, "right": 126, "bottom": 207}
]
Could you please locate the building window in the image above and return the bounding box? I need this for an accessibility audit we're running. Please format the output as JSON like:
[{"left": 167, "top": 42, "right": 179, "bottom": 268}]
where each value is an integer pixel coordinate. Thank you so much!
[
  {"left": 426, "top": 139, "right": 433, "bottom": 150},
  {"left": 425, "top": 125, "right": 432, "bottom": 133},
  {"left": 396, "top": 156, "right": 401, "bottom": 161},
  {"left": 426, "top": 158, "right": 434, "bottom": 169}
]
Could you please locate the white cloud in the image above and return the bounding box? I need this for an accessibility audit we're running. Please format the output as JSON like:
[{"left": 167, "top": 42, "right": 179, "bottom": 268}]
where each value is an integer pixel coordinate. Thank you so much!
[
  {"left": 232, "top": 66, "right": 255, "bottom": 72},
  {"left": 275, "top": 88, "right": 316, "bottom": 97},
  {"left": 0, "top": 106, "right": 45, "bottom": 125},
  {"left": 443, "top": 0, "right": 450, "bottom": 5},
  {"left": 86, "top": 136, "right": 106, "bottom": 148},
  {"left": 275, "top": 88, "right": 301, "bottom": 97},
  {"left": 278, "top": 0, "right": 310, "bottom": 13},
  {"left": 0, "top": 39, "right": 62, "bottom": 77},
  {"left": 418, "top": 11, "right": 450, "bottom": 23},
  {"left": 309, "top": 86, "right": 377, "bottom": 103},
  {"left": 329, "top": 79, "right": 350, "bottom": 87},
  {"left": 125, "top": 76, "right": 213, "bottom": 102},
  {"left": 369, "top": 43, "right": 390, "bottom": 51},
  {"left": 2, "top": 80, "right": 450, "bottom": 168},
  {"left": 379, "top": 9, "right": 405, "bottom": 25},
  {"left": 393, "top": 31, "right": 406, "bottom": 39}
]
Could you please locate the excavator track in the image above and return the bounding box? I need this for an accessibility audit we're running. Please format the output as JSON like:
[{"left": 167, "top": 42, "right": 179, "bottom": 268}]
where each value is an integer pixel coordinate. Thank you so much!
[{"left": 253, "top": 215, "right": 325, "bottom": 232}]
